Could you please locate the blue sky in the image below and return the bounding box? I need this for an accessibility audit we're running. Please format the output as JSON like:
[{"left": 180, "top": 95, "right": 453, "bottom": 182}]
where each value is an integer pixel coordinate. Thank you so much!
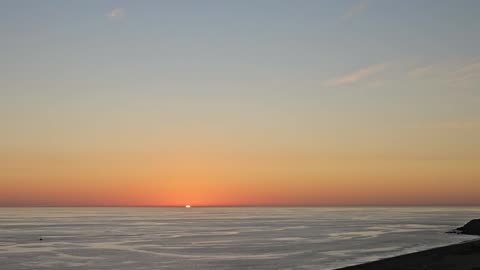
[{"left": 2, "top": 0, "right": 479, "bottom": 146}]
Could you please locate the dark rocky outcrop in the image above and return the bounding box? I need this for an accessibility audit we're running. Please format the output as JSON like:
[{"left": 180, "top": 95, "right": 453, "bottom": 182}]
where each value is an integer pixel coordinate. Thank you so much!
[
  {"left": 449, "top": 219, "right": 480, "bottom": 236},
  {"left": 336, "top": 239, "right": 480, "bottom": 270}
]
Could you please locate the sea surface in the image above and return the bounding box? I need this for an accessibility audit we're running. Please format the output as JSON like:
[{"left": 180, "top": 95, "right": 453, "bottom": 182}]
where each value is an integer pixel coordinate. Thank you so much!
[{"left": 0, "top": 207, "right": 479, "bottom": 270}]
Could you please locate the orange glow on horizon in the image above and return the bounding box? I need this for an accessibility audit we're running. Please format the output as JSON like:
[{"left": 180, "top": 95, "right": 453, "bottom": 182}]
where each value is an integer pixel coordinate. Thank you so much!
[{"left": 1, "top": 140, "right": 480, "bottom": 206}]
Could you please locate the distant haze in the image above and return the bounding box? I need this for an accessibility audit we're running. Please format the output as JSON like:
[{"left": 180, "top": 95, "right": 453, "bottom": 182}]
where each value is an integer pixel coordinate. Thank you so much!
[{"left": 1, "top": 1, "right": 479, "bottom": 206}]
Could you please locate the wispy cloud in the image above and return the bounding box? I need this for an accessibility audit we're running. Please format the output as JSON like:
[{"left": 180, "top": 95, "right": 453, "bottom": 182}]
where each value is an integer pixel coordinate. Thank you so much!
[
  {"left": 106, "top": 8, "right": 125, "bottom": 19},
  {"left": 342, "top": 0, "right": 369, "bottom": 21},
  {"left": 407, "top": 59, "right": 480, "bottom": 84},
  {"left": 408, "top": 65, "right": 436, "bottom": 78},
  {"left": 450, "top": 61, "right": 480, "bottom": 83},
  {"left": 325, "top": 63, "right": 387, "bottom": 87}
]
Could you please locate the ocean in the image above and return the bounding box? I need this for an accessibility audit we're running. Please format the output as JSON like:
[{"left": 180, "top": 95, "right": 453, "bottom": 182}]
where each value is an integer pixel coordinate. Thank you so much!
[{"left": 0, "top": 207, "right": 479, "bottom": 269}]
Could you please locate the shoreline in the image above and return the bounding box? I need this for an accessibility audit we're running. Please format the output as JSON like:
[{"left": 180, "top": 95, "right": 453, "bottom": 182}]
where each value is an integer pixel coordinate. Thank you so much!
[{"left": 336, "top": 238, "right": 480, "bottom": 270}]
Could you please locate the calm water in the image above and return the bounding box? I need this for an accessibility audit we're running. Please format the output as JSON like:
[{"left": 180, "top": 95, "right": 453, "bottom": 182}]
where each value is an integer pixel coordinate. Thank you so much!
[{"left": 0, "top": 207, "right": 479, "bottom": 270}]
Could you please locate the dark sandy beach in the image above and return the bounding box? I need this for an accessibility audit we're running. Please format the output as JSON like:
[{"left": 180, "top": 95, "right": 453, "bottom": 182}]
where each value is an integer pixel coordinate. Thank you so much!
[{"left": 337, "top": 239, "right": 480, "bottom": 270}]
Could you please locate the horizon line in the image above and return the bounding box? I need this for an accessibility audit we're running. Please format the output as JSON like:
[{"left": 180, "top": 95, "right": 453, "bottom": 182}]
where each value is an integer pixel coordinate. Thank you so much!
[{"left": 1, "top": 204, "right": 480, "bottom": 208}]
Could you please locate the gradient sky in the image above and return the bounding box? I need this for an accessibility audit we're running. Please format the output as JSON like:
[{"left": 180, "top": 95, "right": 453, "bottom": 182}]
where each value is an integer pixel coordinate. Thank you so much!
[{"left": 1, "top": 0, "right": 480, "bottom": 206}]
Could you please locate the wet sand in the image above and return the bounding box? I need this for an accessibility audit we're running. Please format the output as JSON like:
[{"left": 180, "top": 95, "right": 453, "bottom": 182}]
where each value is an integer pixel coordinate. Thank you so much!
[{"left": 337, "top": 239, "right": 480, "bottom": 270}]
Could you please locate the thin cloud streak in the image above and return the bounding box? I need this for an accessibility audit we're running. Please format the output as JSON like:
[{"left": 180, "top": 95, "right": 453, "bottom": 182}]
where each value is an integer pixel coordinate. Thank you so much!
[
  {"left": 325, "top": 63, "right": 387, "bottom": 87},
  {"left": 408, "top": 60, "right": 480, "bottom": 84},
  {"left": 408, "top": 65, "right": 435, "bottom": 78},
  {"left": 450, "top": 61, "right": 480, "bottom": 83},
  {"left": 342, "top": 0, "right": 369, "bottom": 21},
  {"left": 453, "top": 61, "right": 480, "bottom": 75},
  {"left": 106, "top": 8, "right": 125, "bottom": 19}
]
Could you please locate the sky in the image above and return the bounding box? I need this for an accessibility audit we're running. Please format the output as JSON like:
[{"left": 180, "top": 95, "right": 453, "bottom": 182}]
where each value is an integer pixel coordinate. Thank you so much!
[{"left": 1, "top": 0, "right": 479, "bottom": 206}]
